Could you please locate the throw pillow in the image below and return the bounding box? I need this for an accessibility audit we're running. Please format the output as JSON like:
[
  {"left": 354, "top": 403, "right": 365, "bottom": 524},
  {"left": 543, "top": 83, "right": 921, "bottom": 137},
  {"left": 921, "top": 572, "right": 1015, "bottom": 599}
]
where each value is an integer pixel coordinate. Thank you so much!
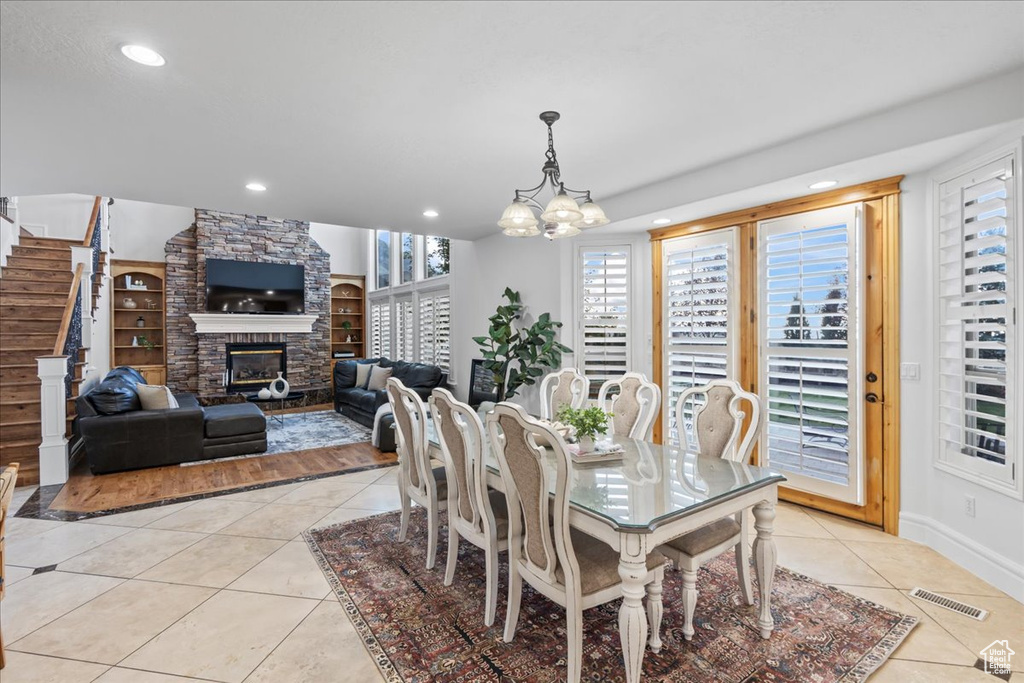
[
  {"left": 366, "top": 365, "right": 393, "bottom": 391},
  {"left": 136, "top": 384, "right": 180, "bottom": 410},
  {"left": 354, "top": 362, "right": 378, "bottom": 389},
  {"left": 88, "top": 377, "right": 143, "bottom": 415}
]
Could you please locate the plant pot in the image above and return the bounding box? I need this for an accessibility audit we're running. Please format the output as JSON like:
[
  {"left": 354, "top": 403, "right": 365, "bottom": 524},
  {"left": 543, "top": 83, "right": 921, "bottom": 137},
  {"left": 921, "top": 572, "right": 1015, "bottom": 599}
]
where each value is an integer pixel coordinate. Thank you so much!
[{"left": 578, "top": 435, "right": 595, "bottom": 453}]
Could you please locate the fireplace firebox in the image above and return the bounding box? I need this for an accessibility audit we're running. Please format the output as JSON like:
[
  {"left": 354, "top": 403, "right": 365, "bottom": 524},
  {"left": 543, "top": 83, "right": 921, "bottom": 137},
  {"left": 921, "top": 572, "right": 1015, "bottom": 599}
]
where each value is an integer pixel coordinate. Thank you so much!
[{"left": 225, "top": 342, "right": 287, "bottom": 394}]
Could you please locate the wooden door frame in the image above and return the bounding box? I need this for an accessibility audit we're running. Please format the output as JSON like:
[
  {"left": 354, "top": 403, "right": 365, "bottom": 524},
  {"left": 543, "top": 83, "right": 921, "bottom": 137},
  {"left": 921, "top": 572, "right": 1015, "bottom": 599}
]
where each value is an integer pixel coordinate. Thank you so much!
[{"left": 650, "top": 176, "right": 903, "bottom": 534}]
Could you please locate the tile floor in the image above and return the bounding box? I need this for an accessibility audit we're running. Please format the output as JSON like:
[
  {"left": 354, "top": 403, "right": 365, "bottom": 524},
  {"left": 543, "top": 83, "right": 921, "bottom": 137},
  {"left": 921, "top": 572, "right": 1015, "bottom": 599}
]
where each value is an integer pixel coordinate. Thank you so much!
[{"left": 2, "top": 468, "right": 1021, "bottom": 682}]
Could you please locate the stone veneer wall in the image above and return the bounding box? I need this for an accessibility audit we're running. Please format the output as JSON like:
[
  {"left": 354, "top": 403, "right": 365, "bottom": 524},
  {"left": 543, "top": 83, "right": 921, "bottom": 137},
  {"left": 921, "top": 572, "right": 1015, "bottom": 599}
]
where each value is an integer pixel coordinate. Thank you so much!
[{"left": 164, "top": 210, "right": 332, "bottom": 398}]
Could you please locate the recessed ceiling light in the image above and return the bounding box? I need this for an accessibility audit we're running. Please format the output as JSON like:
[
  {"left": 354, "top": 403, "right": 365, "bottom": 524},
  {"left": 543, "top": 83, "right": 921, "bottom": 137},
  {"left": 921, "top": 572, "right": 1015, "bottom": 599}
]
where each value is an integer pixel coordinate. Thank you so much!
[
  {"left": 245, "top": 182, "right": 267, "bottom": 192},
  {"left": 120, "top": 45, "right": 165, "bottom": 67},
  {"left": 422, "top": 209, "right": 439, "bottom": 218},
  {"left": 652, "top": 218, "right": 672, "bottom": 225},
  {"left": 809, "top": 180, "right": 838, "bottom": 190}
]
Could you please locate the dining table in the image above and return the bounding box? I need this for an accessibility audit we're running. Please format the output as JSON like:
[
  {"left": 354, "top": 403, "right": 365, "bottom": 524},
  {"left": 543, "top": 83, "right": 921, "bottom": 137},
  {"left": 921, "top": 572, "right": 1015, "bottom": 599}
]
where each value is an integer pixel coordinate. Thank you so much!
[{"left": 424, "top": 421, "right": 786, "bottom": 683}]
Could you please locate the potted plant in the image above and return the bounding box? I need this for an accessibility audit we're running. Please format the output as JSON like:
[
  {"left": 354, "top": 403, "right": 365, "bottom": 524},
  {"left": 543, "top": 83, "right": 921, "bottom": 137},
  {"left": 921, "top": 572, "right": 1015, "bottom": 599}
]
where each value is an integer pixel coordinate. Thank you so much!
[
  {"left": 556, "top": 405, "right": 613, "bottom": 452},
  {"left": 473, "top": 288, "right": 572, "bottom": 400},
  {"left": 137, "top": 335, "right": 156, "bottom": 351}
]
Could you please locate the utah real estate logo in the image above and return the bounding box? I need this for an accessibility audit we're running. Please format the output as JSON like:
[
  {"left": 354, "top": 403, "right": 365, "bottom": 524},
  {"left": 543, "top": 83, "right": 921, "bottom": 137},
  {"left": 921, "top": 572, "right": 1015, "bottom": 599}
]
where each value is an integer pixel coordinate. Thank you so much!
[{"left": 980, "top": 640, "right": 1015, "bottom": 676}]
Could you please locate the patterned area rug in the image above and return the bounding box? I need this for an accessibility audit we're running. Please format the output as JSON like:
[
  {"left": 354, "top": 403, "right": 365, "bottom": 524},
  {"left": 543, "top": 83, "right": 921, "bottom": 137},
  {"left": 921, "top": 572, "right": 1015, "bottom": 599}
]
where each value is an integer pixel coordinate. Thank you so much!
[
  {"left": 184, "top": 410, "right": 372, "bottom": 466},
  {"left": 306, "top": 509, "right": 917, "bottom": 683}
]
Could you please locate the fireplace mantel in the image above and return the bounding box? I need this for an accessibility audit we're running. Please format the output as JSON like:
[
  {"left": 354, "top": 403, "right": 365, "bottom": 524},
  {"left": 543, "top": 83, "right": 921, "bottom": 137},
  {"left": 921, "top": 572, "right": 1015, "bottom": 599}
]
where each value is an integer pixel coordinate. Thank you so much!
[{"left": 189, "top": 313, "right": 318, "bottom": 334}]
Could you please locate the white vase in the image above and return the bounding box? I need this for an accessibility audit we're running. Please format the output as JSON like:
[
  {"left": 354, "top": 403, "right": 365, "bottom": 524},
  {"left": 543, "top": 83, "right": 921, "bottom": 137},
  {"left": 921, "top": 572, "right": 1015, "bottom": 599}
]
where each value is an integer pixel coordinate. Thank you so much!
[
  {"left": 269, "top": 372, "right": 290, "bottom": 399},
  {"left": 578, "top": 435, "right": 595, "bottom": 453},
  {"left": 257, "top": 388, "right": 272, "bottom": 400}
]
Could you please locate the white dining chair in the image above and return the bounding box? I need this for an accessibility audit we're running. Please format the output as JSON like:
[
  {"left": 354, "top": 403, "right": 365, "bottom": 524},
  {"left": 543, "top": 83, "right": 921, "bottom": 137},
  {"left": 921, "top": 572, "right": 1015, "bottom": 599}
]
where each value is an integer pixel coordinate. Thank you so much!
[
  {"left": 539, "top": 368, "right": 589, "bottom": 420},
  {"left": 659, "top": 379, "right": 763, "bottom": 641},
  {"left": 596, "top": 372, "right": 662, "bottom": 440},
  {"left": 387, "top": 377, "right": 447, "bottom": 570},
  {"left": 429, "top": 388, "right": 510, "bottom": 626},
  {"left": 487, "top": 401, "right": 666, "bottom": 683}
]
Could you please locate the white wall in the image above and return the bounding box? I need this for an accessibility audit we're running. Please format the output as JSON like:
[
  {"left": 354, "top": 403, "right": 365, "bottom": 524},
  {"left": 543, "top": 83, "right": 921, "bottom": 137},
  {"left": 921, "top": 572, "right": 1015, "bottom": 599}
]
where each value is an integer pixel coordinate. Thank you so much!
[
  {"left": 309, "top": 223, "right": 369, "bottom": 275},
  {"left": 450, "top": 233, "right": 567, "bottom": 414},
  {"left": 898, "top": 128, "right": 1024, "bottom": 601},
  {"left": 15, "top": 193, "right": 97, "bottom": 239},
  {"left": 108, "top": 199, "right": 195, "bottom": 262}
]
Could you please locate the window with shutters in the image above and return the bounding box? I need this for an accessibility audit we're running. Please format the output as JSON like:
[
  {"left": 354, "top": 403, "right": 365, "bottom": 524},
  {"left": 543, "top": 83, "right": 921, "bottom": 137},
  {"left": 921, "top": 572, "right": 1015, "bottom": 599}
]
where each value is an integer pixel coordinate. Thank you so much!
[
  {"left": 936, "top": 149, "right": 1020, "bottom": 497},
  {"left": 759, "top": 204, "right": 864, "bottom": 505},
  {"left": 419, "top": 290, "right": 451, "bottom": 372},
  {"left": 395, "top": 297, "right": 414, "bottom": 361},
  {"left": 662, "top": 229, "right": 739, "bottom": 445},
  {"left": 578, "top": 246, "right": 630, "bottom": 399},
  {"left": 369, "top": 299, "right": 391, "bottom": 358}
]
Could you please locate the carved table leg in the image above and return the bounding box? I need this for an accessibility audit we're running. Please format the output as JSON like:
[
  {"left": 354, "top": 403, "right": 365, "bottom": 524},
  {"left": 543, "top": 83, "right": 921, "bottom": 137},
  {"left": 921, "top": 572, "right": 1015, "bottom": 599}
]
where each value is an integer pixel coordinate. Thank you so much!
[
  {"left": 752, "top": 500, "right": 777, "bottom": 639},
  {"left": 645, "top": 565, "right": 664, "bottom": 653},
  {"left": 618, "top": 534, "right": 650, "bottom": 683}
]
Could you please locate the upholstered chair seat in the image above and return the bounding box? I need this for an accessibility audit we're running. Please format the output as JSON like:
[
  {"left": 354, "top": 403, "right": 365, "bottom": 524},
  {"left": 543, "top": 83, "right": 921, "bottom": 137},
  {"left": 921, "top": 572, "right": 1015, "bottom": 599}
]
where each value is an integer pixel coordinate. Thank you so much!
[
  {"left": 665, "top": 518, "right": 742, "bottom": 557},
  {"left": 555, "top": 529, "right": 666, "bottom": 596}
]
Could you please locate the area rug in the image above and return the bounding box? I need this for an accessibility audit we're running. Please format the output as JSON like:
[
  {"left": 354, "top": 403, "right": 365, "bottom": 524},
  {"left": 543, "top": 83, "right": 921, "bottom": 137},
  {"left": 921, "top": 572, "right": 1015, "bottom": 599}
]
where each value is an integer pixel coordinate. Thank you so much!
[
  {"left": 184, "top": 410, "right": 372, "bottom": 466},
  {"left": 305, "top": 510, "right": 917, "bottom": 683}
]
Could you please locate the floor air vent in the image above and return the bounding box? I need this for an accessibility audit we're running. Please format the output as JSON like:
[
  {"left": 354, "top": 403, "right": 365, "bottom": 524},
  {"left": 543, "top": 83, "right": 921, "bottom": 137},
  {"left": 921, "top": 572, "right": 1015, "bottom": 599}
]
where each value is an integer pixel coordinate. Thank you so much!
[{"left": 909, "top": 587, "right": 988, "bottom": 620}]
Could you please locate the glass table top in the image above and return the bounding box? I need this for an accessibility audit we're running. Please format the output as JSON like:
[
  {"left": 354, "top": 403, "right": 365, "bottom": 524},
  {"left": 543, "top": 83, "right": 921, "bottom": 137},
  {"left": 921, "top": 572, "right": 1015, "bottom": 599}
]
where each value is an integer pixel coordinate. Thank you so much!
[{"left": 425, "top": 420, "right": 786, "bottom": 532}]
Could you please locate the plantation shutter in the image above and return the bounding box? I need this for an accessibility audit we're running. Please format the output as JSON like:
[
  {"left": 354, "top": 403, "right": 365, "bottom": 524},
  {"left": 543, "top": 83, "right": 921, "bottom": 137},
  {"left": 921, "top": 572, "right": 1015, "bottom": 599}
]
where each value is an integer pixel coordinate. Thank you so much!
[
  {"left": 938, "top": 155, "right": 1016, "bottom": 487},
  {"left": 369, "top": 300, "right": 391, "bottom": 358},
  {"left": 418, "top": 291, "right": 451, "bottom": 372},
  {"left": 395, "top": 297, "right": 414, "bottom": 361},
  {"left": 662, "top": 229, "right": 738, "bottom": 445},
  {"left": 759, "top": 203, "right": 863, "bottom": 504},
  {"left": 579, "top": 246, "right": 630, "bottom": 399}
]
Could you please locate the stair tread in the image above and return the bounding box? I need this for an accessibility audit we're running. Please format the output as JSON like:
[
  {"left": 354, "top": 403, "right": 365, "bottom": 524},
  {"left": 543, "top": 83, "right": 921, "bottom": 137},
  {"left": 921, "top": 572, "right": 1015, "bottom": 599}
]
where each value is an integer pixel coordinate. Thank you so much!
[{"left": 0, "top": 439, "right": 42, "bottom": 448}]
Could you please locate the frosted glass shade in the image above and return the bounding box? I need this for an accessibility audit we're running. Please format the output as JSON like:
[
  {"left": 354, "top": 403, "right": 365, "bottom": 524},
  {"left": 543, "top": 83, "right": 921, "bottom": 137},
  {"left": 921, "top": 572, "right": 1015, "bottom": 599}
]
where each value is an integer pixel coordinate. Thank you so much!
[
  {"left": 572, "top": 200, "right": 609, "bottom": 229},
  {"left": 502, "top": 223, "right": 541, "bottom": 237},
  {"left": 544, "top": 222, "right": 582, "bottom": 240},
  {"left": 540, "top": 192, "right": 583, "bottom": 224},
  {"left": 497, "top": 200, "right": 539, "bottom": 231}
]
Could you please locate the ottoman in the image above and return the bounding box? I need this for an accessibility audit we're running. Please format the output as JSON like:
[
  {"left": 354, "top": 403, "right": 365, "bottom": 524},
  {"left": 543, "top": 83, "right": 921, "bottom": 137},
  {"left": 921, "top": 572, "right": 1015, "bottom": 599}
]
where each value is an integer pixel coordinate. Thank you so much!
[{"left": 202, "top": 402, "right": 268, "bottom": 459}]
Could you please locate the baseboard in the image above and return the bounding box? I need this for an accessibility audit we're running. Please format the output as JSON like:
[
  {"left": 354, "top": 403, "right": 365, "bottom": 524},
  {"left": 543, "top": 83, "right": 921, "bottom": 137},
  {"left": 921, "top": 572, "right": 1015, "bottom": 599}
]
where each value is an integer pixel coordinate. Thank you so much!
[{"left": 899, "top": 511, "right": 1024, "bottom": 602}]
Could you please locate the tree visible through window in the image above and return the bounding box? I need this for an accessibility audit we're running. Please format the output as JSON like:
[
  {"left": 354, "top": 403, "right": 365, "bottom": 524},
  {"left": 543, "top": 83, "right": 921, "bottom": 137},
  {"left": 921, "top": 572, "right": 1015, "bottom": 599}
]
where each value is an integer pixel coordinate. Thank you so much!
[
  {"left": 400, "top": 233, "right": 414, "bottom": 284},
  {"left": 376, "top": 231, "right": 390, "bottom": 289},
  {"left": 425, "top": 236, "right": 450, "bottom": 278}
]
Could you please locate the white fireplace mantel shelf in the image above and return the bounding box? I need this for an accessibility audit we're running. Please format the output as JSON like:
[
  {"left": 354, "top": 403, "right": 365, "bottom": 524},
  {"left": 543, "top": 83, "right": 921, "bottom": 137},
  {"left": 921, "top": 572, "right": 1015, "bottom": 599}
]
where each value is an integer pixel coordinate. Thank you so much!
[{"left": 189, "top": 313, "right": 319, "bottom": 334}]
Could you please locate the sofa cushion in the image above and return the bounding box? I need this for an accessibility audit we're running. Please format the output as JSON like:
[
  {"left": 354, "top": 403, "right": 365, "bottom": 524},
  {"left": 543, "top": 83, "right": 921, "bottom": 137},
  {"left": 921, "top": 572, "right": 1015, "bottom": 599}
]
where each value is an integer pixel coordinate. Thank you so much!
[
  {"left": 391, "top": 360, "right": 442, "bottom": 389},
  {"left": 175, "top": 394, "right": 201, "bottom": 410},
  {"left": 355, "top": 389, "right": 380, "bottom": 414},
  {"left": 88, "top": 377, "right": 142, "bottom": 415},
  {"left": 355, "top": 362, "right": 378, "bottom": 389},
  {"left": 137, "top": 384, "right": 179, "bottom": 410},
  {"left": 106, "top": 366, "right": 147, "bottom": 385},
  {"left": 366, "top": 365, "right": 393, "bottom": 391},
  {"left": 204, "top": 402, "right": 267, "bottom": 438}
]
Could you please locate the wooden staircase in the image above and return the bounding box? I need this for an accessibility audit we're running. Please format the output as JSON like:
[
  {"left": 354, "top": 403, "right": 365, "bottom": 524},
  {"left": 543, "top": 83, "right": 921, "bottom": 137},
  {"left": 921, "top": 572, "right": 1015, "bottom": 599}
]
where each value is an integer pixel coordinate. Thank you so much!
[{"left": 0, "top": 236, "right": 85, "bottom": 486}]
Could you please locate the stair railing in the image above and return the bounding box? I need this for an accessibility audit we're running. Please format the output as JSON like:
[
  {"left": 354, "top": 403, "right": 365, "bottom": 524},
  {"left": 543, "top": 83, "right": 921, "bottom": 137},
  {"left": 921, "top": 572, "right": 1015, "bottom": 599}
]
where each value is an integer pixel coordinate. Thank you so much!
[{"left": 36, "top": 196, "right": 103, "bottom": 485}]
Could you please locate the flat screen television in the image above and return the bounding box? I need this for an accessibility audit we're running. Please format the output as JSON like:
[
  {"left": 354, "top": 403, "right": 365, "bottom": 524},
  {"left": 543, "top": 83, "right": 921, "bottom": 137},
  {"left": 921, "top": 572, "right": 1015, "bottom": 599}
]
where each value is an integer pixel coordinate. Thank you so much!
[{"left": 205, "top": 259, "right": 305, "bottom": 314}]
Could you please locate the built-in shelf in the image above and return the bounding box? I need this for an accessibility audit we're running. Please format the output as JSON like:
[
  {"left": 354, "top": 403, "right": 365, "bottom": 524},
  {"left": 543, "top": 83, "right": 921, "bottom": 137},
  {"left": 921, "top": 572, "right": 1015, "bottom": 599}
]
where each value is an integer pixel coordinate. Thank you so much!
[
  {"left": 115, "top": 326, "right": 163, "bottom": 330},
  {"left": 331, "top": 296, "right": 363, "bottom": 301},
  {"left": 330, "top": 275, "right": 365, "bottom": 362},
  {"left": 332, "top": 326, "right": 363, "bottom": 330},
  {"left": 115, "top": 288, "right": 164, "bottom": 293},
  {"left": 111, "top": 261, "right": 167, "bottom": 386},
  {"left": 114, "top": 345, "right": 164, "bottom": 349}
]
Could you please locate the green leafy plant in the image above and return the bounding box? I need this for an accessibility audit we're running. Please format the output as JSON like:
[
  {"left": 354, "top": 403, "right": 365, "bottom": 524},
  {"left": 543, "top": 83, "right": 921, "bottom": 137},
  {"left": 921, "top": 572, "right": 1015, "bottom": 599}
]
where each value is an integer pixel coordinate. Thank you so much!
[
  {"left": 473, "top": 288, "right": 572, "bottom": 400},
  {"left": 340, "top": 320, "right": 353, "bottom": 330},
  {"left": 137, "top": 335, "right": 156, "bottom": 351},
  {"left": 556, "top": 405, "right": 613, "bottom": 441}
]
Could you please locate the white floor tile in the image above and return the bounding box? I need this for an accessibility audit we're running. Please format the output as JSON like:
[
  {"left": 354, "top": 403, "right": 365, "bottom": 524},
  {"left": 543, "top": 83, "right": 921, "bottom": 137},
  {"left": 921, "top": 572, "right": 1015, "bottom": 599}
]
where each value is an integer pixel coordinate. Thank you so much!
[
  {"left": 1, "top": 570, "right": 124, "bottom": 643},
  {"left": 6, "top": 522, "right": 132, "bottom": 568},
  {"left": 137, "top": 534, "right": 285, "bottom": 588},
  {"left": 59, "top": 528, "right": 207, "bottom": 578},
  {"left": 229, "top": 540, "right": 331, "bottom": 599}
]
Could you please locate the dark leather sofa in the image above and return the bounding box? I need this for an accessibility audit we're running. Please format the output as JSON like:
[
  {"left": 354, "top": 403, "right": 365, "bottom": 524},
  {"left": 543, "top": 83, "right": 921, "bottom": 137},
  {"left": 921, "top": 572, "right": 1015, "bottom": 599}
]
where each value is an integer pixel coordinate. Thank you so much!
[
  {"left": 76, "top": 367, "right": 268, "bottom": 474},
  {"left": 333, "top": 357, "right": 447, "bottom": 431}
]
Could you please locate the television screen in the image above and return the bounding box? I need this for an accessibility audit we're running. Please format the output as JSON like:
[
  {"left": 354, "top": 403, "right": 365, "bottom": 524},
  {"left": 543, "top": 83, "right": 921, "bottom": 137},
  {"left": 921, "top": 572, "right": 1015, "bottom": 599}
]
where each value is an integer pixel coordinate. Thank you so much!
[{"left": 205, "top": 259, "right": 305, "bottom": 314}]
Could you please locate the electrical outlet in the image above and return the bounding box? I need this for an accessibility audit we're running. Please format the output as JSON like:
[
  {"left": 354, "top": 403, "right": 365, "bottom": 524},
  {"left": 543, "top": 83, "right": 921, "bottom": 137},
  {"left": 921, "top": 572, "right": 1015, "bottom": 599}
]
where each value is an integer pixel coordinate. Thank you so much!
[
  {"left": 965, "top": 495, "right": 976, "bottom": 517},
  {"left": 900, "top": 363, "right": 920, "bottom": 380}
]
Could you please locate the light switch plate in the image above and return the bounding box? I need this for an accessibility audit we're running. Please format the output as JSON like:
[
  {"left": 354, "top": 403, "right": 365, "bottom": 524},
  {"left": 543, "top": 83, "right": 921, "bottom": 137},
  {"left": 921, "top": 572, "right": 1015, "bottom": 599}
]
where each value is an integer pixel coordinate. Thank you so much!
[{"left": 900, "top": 362, "right": 920, "bottom": 380}]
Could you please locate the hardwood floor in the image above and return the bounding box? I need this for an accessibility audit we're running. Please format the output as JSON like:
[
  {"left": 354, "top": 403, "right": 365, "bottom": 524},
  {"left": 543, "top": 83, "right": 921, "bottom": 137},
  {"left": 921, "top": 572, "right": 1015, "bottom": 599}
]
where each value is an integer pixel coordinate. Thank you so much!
[{"left": 49, "top": 441, "right": 396, "bottom": 513}]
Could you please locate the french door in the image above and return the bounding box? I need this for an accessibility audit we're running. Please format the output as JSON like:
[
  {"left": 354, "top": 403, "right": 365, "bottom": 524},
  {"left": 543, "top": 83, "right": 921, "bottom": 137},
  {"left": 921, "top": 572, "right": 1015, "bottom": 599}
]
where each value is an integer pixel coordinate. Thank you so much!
[
  {"left": 656, "top": 196, "right": 890, "bottom": 525},
  {"left": 759, "top": 205, "right": 866, "bottom": 505}
]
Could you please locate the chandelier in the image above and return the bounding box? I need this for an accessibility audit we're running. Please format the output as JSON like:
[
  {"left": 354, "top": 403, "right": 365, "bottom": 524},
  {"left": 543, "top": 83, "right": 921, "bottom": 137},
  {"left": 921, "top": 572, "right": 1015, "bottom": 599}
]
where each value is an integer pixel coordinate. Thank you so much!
[{"left": 498, "top": 111, "right": 609, "bottom": 239}]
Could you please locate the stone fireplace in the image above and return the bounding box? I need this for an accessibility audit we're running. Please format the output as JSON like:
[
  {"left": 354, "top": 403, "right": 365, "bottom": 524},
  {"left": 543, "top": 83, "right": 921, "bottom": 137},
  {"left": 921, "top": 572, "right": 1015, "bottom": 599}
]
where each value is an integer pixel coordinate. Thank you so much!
[
  {"left": 225, "top": 342, "right": 286, "bottom": 394},
  {"left": 164, "top": 209, "right": 331, "bottom": 398}
]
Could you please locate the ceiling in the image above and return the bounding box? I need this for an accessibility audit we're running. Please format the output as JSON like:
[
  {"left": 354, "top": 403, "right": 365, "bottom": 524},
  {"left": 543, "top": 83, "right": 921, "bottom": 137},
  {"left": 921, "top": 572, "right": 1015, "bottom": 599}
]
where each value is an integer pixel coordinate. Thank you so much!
[{"left": 2, "top": 1, "right": 1023, "bottom": 240}]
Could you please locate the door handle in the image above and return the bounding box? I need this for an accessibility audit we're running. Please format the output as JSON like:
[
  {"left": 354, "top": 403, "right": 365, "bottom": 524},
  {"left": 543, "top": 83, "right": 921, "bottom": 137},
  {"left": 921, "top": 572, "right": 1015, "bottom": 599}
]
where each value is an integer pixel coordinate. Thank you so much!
[
  {"left": 865, "top": 392, "right": 879, "bottom": 404},
  {"left": 866, "top": 372, "right": 878, "bottom": 383}
]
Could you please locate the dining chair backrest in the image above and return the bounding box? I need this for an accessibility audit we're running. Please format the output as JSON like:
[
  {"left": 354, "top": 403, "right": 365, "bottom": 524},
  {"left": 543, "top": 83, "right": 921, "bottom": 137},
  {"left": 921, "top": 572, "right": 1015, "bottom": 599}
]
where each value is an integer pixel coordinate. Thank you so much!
[
  {"left": 387, "top": 378, "right": 430, "bottom": 494},
  {"left": 597, "top": 372, "right": 662, "bottom": 440},
  {"left": 539, "top": 368, "right": 589, "bottom": 420},
  {"left": 486, "top": 402, "right": 582, "bottom": 588},
  {"left": 429, "top": 388, "right": 491, "bottom": 534},
  {"left": 675, "top": 379, "right": 762, "bottom": 463}
]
